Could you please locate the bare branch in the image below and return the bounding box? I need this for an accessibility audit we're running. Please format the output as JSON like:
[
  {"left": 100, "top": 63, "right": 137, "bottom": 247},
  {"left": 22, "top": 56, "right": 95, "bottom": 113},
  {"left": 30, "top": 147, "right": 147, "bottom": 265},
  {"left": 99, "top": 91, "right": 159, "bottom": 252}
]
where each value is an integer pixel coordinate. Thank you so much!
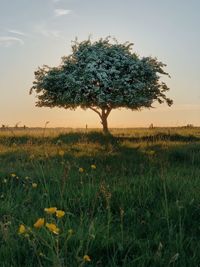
[{"left": 89, "top": 107, "right": 102, "bottom": 118}]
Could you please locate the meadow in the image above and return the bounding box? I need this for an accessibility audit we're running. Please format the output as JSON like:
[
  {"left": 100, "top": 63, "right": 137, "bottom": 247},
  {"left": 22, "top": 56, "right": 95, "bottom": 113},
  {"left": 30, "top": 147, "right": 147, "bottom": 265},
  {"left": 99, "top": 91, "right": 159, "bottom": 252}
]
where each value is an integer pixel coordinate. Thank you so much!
[{"left": 0, "top": 127, "right": 200, "bottom": 267}]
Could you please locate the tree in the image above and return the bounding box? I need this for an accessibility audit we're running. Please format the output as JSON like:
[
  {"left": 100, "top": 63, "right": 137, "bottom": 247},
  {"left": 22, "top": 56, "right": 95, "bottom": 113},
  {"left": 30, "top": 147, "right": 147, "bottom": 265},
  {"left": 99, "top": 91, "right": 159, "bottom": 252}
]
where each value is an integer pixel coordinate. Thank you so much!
[{"left": 30, "top": 37, "right": 173, "bottom": 134}]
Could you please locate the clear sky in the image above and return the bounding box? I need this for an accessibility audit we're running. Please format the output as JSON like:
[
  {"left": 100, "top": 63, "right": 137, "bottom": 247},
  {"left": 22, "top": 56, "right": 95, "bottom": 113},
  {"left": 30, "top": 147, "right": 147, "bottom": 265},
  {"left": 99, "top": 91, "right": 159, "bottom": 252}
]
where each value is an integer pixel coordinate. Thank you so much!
[{"left": 0, "top": 0, "right": 200, "bottom": 128}]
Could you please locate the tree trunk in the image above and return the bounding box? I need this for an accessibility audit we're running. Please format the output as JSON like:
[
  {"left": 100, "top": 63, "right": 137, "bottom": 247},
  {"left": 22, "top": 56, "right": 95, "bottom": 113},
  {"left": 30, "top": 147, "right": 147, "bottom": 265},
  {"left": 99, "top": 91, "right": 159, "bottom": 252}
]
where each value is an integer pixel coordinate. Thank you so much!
[
  {"left": 101, "top": 108, "right": 111, "bottom": 135},
  {"left": 101, "top": 114, "right": 109, "bottom": 134},
  {"left": 88, "top": 106, "right": 112, "bottom": 135}
]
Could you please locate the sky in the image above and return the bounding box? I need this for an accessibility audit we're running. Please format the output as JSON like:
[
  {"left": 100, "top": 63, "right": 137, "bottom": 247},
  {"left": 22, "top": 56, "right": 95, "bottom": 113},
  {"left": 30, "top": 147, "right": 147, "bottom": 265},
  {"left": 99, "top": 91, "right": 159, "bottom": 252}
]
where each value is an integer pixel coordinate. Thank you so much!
[{"left": 0, "top": 0, "right": 200, "bottom": 128}]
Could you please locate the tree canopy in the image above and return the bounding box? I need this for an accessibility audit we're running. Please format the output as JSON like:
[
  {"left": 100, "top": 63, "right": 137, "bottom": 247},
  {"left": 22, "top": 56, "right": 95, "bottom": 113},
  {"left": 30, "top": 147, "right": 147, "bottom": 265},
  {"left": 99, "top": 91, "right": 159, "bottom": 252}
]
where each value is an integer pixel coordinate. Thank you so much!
[{"left": 30, "top": 37, "right": 173, "bottom": 133}]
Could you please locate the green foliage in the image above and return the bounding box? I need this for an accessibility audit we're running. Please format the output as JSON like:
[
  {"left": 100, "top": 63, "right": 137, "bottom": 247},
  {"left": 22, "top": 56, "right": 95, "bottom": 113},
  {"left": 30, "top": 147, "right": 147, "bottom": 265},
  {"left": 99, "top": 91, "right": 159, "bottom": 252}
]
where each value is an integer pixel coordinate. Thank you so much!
[{"left": 30, "top": 37, "right": 173, "bottom": 132}]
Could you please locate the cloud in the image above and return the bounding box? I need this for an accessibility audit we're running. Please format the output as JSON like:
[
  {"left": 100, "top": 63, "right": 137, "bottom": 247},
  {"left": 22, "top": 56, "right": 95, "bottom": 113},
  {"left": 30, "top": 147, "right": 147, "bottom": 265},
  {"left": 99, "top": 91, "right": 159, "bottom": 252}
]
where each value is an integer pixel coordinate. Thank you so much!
[
  {"left": 54, "top": 9, "right": 71, "bottom": 17},
  {"left": 0, "top": 36, "right": 24, "bottom": 47},
  {"left": 52, "top": 0, "right": 61, "bottom": 2},
  {"left": 7, "top": 29, "right": 26, "bottom": 36}
]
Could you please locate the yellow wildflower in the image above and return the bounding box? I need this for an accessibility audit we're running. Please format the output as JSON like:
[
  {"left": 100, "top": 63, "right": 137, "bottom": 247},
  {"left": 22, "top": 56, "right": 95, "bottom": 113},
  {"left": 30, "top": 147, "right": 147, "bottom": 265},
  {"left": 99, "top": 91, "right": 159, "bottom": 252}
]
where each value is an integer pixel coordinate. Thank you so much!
[
  {"left": 79, "top": 167, "right": 84, "bottom": 173},
  {"left": 91, "top": 164, "right": 96, "bottom": 169},
  {"left": 83, "top": 255, "right": 91, "bottom": 262},
  {"left": 11, "top": 173, "right": 16, "bottom": 178},
  {"left": 32, "top": 183, "right": 38, "bottom": 188},
  {"left": 34, "top": 218, "right": 45, "bottom": 229},
  {"left": 56, "top": 210, "right": 65, "bottom": 218},
  {"left": 58, "top": 150, "right": 65, "bottom": 156},
  {"left": 44, "top": 207, "right": 57, "bottom": 214},
  {"left": 45, "top": 223, "right": 60, "bottom": 234},
  {"left": 18, "top": 224, "right": 26, "bottom": 234}
]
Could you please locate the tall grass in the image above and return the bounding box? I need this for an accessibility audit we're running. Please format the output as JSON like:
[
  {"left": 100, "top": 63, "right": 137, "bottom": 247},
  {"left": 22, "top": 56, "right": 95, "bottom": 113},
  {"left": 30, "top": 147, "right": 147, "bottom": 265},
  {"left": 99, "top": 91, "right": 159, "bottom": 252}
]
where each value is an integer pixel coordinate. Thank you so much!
[{"left": 0, "top": 128, "right": 200, "bottom": 266}]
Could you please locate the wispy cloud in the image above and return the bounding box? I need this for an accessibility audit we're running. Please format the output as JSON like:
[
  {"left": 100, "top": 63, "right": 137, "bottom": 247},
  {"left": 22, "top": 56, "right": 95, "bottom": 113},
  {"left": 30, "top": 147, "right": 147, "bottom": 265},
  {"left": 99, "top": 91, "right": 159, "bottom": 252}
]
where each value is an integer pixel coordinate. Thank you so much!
[
  {"left": 7, "top": 29, "right": 26, "bottom": 36},
  {"left": 0, "top": 36, "right": 24, "bottom": 47},
  {"left": 54, "top": 9, "right": 71, "bottom": 17},
  {"left": 52, "top": 0, "right": 61, "bottom": 3}
]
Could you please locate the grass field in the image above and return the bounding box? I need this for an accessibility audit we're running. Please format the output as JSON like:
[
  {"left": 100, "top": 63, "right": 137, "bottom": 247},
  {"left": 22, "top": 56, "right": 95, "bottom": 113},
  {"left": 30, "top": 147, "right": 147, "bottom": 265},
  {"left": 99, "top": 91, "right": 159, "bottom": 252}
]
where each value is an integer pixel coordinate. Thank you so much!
[{"left": 0, "top": 127, "right": 200, "bottom": 267}]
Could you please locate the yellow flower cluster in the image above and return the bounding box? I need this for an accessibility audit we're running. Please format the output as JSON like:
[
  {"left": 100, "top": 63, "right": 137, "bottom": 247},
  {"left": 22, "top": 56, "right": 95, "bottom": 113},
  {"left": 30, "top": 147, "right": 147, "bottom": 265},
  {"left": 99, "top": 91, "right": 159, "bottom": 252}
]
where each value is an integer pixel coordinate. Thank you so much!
[
  {"left": 18, "top": 219, "right": 91, "bottom": 262},
  {"left": 79, "top": 164, "right": 96, "bottom": 172},
  {"left": 33, "top": 219, "right": 60, "bottom": 234},
  {"left": 18, "top": 207, "right": 65, "bottom": 236},
  {"left": 44, "top": 207, "right": 65, "bottom": 218},
  {"left": 11, "top": 173, "right": 19, "bottom": 179},
  {"left": 9, "top": 173, "right": 39, "bottom": 189}
]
